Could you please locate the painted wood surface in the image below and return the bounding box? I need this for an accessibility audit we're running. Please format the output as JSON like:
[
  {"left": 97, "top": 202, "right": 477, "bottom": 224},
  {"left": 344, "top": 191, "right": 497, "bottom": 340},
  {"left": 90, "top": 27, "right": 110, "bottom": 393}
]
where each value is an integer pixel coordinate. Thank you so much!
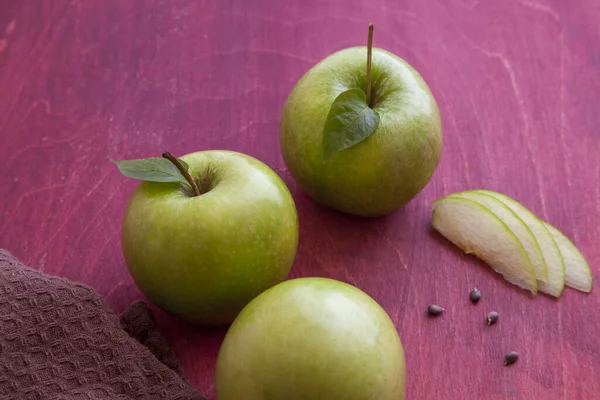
[{"left": 1, "top": 1, "right": 598, "bottom": 398}]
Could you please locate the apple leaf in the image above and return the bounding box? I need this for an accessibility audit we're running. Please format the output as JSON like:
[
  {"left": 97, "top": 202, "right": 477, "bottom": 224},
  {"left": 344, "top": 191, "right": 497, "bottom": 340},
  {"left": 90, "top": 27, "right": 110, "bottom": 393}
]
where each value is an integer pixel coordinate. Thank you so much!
[
  {"left": 112, "top": 157, "right": 192, "bottom": 189},
  {"left": 322, "top": 88, "right": 380, "bottom": 163}
]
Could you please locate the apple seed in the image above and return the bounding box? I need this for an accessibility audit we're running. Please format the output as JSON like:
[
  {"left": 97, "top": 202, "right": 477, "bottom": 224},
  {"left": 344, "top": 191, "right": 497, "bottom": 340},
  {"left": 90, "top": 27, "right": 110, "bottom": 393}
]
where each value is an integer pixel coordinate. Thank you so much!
[
  {"left": 487, "top": 311, "right": 499, "bottom": 326},
  {"left": 469, "top": 288, "right": 481, "bottom": 303},
  {"left": 427, "top": 304, "right": 444, "bottom": 316},
  {"left": 504, "top": 351, "right": 518, "bottom": 366}
]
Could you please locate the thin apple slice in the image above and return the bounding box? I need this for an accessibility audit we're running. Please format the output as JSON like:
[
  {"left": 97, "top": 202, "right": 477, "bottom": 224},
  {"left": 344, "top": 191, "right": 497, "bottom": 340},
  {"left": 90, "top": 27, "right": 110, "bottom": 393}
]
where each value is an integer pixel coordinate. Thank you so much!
[
  {"left": 543, "top": 222, "right": 593, "bottom": 293},
  {"left": 432, "top": 196, "right": 538, "bottom": 294},
  {"left": 447, "top": 191, "right": 548, "bottom": 285},
  {"left": 475, "top": 190, "right": 566, "bottom": 298}
]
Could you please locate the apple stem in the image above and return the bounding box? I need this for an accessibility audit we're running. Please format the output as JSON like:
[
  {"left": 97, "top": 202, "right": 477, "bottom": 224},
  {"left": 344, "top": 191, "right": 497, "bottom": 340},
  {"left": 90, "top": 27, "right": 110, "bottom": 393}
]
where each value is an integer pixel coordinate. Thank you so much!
[
  {"left": 366, "top": 23, "right": 374, "bottom": 107},
  {"left": 162, "top": 151, "right": 200, "bottom": 196}
]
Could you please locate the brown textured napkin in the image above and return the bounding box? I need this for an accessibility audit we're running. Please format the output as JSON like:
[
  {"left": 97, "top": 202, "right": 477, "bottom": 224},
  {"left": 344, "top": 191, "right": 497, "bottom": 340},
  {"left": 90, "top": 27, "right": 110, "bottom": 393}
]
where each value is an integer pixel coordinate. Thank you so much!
[{"left": 0, "top": 249, "right": 205, "bottom": 400}]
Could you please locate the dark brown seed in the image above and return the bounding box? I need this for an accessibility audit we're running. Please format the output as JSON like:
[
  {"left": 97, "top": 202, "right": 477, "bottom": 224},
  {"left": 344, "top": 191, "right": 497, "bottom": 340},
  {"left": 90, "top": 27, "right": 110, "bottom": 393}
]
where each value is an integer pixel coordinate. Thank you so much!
[
  {"left": 427, "top": 304, "right": 444, "bottom": 316},
  {"left": 504, "top": 351, "right": 518, "bottom": 366},
  {"left": 487, "top": 311, "right": 499, "bottom": 325},
  {"left": 469, "top": 288, "right": 481, "bottom": 303}
]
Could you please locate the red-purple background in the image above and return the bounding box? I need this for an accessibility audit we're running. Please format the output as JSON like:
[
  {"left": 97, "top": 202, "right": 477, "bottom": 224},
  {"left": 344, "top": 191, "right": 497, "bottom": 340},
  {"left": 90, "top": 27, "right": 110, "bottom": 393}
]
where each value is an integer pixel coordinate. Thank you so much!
[{"left": 1, "top": 1, "right": 598, "bottom": 399}]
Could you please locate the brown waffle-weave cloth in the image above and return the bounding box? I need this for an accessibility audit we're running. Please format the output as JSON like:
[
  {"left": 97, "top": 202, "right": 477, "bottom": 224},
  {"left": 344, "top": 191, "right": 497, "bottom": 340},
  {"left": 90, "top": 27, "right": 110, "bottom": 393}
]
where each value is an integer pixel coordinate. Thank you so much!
[{"left": 0, "top": 249, "right": 206, "bottom": 400}]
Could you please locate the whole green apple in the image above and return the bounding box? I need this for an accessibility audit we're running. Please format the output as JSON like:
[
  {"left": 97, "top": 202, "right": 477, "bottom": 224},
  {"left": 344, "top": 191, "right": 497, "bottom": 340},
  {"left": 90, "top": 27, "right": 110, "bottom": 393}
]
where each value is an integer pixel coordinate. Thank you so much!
[
  {"left": 120, "top": 150, "right": 299, "bottom": 326},
  {"left": 215, "top": 277, "right": 406, "bottom": 400},
  {"left": 279, "top": 46, "right": 442, "bottom": 217}
]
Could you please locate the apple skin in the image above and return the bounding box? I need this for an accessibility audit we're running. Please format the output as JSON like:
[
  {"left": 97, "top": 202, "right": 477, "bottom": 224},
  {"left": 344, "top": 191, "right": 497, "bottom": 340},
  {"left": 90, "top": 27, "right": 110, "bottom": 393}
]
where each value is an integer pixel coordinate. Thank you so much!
[
  {"left": 215, "top": 277, "right": 406, "bottom": 400},
  {"left": 280, "top": 46, "right": 442, "bottom": 217},
  {"left": 120, "top": 150, "right": 299, "bottom": 326}
]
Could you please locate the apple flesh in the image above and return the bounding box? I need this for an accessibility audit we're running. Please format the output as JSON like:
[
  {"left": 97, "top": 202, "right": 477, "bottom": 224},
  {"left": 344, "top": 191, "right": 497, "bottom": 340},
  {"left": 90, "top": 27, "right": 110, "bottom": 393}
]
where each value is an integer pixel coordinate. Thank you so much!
[
  {"left": 446, "top": 191, "right": 549, "bottom": 286},
  {"left": 431, "top": 196, "right": 538, "bottom": 294},
  {"left": 432, "top": 189, "right": 592, "bottom": 296},
  {"left": 476, "top": 190, "right": 566, "bottom": 298},
  {"left": 120, "top": 150, "right": 299, "bottom": 326},
  {"left": 279, "top": 46, "right": 442, "bottom": 217},
  {"left": 215, "top": 277, "right": 406, "bottom": 400},
  {"left": 543, "top": 222, "right": 593, "bottom": 293}
]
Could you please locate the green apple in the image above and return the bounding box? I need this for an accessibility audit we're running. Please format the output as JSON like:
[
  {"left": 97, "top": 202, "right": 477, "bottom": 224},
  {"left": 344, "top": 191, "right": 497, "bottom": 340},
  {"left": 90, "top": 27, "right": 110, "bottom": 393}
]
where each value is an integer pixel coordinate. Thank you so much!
[
  {"left": 215, "top": 277, "right": 406, "bottom": 400},
  {"left": 431, "top": 196, "right": 538, "bottom": 294},
  {"left": 119, "top": 150, "right": 299, "bottom": 326},
  {"left": 279, "top": 45, "right": 442, "bottom": 217},
  {"left": 475, "top": 190, "right": 566, "bottom": 298},
  {"left": 446, "top": 190, "right": 549, "bottom": 289}
]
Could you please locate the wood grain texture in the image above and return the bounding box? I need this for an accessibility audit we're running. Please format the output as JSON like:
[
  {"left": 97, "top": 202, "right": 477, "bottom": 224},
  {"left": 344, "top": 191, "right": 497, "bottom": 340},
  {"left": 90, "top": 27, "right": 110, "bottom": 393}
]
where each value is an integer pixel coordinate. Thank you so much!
[{"left": 1, "top": 0, "right": 598, "bottom": 398}]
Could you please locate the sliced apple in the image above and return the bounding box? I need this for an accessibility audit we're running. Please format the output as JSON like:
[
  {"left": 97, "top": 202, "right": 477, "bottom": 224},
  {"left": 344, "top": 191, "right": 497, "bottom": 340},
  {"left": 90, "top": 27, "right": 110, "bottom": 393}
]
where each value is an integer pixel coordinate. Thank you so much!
[
  {"left": 475, "top": 190, "right": 566, "bottom": 298},
  {"left": 543, "top": 222, "right": 593, "bottom": 293},
  {"left": 446, "top": 191, "right": 548, "bottom": 286},
  {"left": 432, "top": 196, "right": 538, "bottom": 294}
]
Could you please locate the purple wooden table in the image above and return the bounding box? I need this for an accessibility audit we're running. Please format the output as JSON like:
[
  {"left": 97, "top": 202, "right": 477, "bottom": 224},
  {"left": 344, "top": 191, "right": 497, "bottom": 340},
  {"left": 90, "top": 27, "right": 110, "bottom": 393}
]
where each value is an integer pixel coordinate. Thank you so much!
[{"left": 1, "top": 1, "right": 598, "bottom": 398}]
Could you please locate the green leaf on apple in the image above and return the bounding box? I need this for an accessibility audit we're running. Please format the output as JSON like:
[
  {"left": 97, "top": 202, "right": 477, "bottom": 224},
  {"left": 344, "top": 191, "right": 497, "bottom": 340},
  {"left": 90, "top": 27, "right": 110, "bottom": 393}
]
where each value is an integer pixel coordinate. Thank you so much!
[
  {"left": 322, "top": 88, "right": 380, "bottom": 163},
  {"left": 112, "top": 157, "right": 192, "bottom": 189}
]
